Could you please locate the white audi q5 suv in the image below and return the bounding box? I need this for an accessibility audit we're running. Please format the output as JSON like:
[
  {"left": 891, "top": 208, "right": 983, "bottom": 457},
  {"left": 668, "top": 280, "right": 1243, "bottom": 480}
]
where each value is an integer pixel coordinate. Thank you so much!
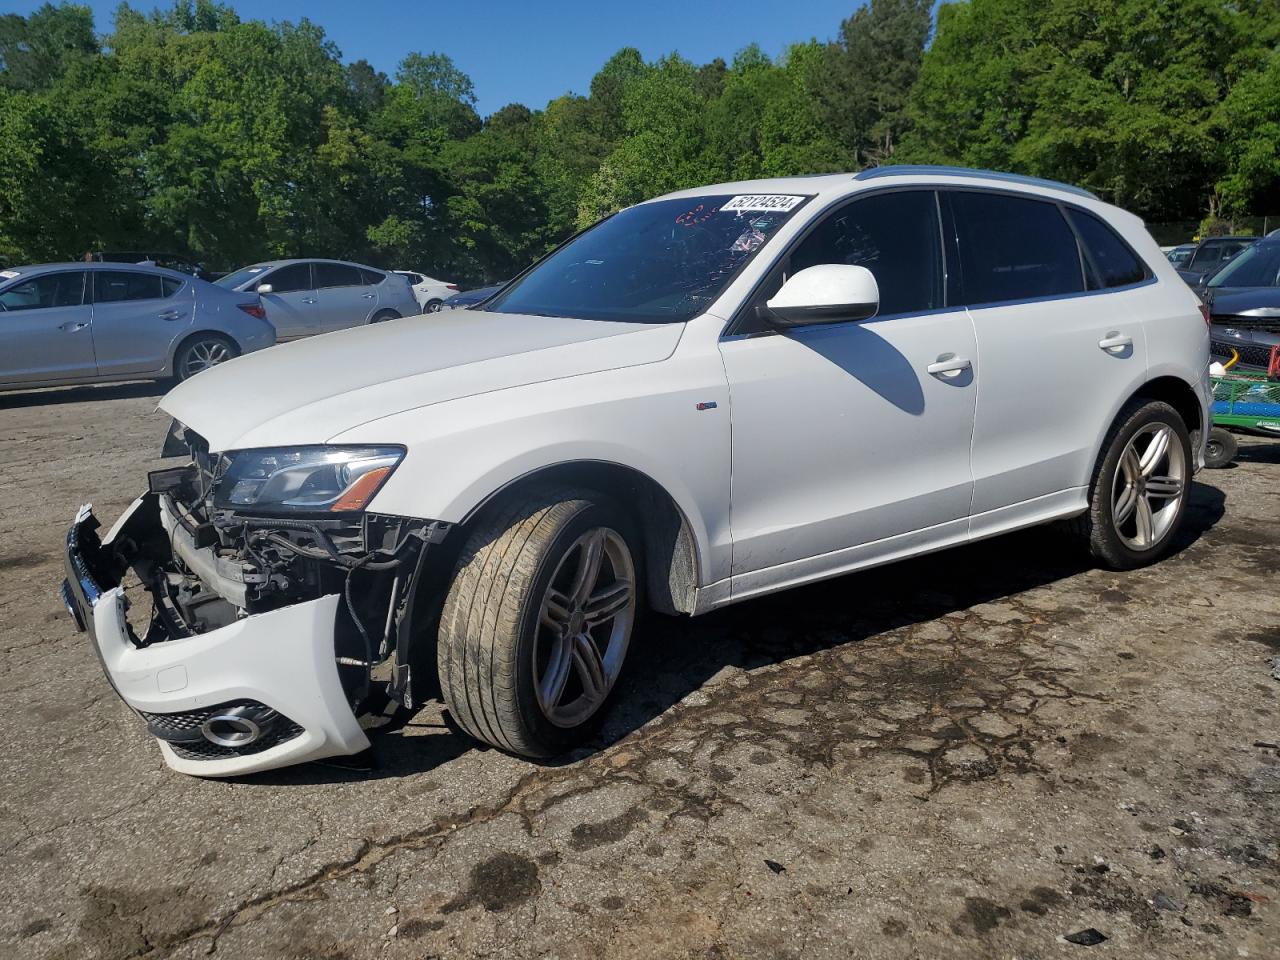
[{"left": 63, "top": 166, "right": 1211, "bottom": 776}]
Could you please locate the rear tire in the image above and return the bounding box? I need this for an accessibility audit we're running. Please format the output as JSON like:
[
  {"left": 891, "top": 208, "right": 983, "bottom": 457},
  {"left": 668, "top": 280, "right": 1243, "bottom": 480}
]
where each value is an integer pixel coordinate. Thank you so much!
[
  {"left": 1202, "top": 427, "right": 1237, "bottom": 469},
  {"left": 370, "top": 310, "right": 400, "bottom": 323},
  {"left": 437, "top": 488, "right": 641, "bottom": 758},
  {"left": 173, "top": 333, "right": 238, "bottom": 382},
  {"left": 423, "top": 299, "right": 443, "bottom": 314},
  {"left": 1066, "top": 399, "right": 1191, "bottom": 570}
]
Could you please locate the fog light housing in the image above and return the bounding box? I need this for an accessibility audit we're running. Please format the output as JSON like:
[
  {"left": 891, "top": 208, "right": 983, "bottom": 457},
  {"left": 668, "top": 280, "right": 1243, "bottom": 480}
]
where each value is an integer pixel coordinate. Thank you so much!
[{"left": 138, "top": 700, "right": 303, "bottom": 761}]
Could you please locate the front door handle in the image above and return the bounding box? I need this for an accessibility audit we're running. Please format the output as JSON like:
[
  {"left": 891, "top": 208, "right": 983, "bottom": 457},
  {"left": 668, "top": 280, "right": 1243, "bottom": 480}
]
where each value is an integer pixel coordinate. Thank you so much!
[
  {"left": 927, "top": 354, "right": 972, "bottom": 379},
  {"left": 158, "top": 310, "right": 180, "bottom": 320},
  {"left": 1098, "top": 331, "right": 1133, "bottom": 352},
  {"left": 60, "top": 320, "right": 90, "bottom": 333}
]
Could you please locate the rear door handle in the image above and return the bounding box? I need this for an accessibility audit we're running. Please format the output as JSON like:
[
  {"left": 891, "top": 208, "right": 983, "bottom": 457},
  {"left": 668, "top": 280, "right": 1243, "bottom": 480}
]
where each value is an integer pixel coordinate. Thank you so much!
[
  {"left": 158, "top": 310, "right": 180, "bottom": 321},
  {"left": 60, "top": 320, "right": 90, "bottom": 333},
  {"left": 927, "top": 355, "right": 972, "bottom": 379},
  {"left": 361, "top": 293, "right": 375, "bottom": 300},
  {"left": 301, "top": 298, "right": 318, "bottom": 304},
  {"left": 1098, "top": 331, "right": 1133, "bottom": 352}
]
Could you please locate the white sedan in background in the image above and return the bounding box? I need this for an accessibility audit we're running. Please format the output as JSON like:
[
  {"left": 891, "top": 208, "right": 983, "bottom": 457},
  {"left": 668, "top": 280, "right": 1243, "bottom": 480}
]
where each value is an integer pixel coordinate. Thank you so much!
[{"left": 394, "top": 270, "right": 459, "bottom": 313}]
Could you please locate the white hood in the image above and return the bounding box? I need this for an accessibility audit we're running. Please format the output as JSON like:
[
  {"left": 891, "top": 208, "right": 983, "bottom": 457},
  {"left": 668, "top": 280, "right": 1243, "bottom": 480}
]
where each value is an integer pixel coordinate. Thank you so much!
[{"left": 160, "top": 310, "right": 684, "bottom": 451}]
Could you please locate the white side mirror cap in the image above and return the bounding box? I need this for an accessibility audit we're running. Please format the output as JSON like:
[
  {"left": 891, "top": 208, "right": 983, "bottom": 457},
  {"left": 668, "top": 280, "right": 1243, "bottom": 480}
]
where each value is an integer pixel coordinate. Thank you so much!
[
  {"left": 766, "top": 264, "right": 880, "bottom": 327},
  {"left": 256, "top": 283, "right": 274, "bottom": 295}
]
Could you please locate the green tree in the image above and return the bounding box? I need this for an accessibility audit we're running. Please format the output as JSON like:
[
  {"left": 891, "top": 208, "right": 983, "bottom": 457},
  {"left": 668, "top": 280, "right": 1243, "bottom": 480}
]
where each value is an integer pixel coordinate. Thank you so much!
[{"left": 0, "top": 2, "right": 97, "bottom": 92}]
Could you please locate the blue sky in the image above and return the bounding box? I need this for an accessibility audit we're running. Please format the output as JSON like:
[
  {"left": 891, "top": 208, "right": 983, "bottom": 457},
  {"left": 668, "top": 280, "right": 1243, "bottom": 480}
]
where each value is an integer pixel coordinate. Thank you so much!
[{"left": 11, "top": 0, "right": 864, "bottom": 116}]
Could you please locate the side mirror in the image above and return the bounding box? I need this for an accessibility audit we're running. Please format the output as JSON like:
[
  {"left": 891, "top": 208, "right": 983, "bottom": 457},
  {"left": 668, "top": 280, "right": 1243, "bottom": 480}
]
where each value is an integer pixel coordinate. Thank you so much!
[
  {"left": 255, "top": 283, "right": 274, "bottom": 295},
  {"left": 763, "top": 264, "right": 880, "bottom": 328}
]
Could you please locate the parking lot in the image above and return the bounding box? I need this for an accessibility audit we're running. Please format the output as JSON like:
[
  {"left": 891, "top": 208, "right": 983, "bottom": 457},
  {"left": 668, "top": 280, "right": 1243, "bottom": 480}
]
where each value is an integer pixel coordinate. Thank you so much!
[{"left": 0, "top": 382, "right": 1276, "bottom": 960}]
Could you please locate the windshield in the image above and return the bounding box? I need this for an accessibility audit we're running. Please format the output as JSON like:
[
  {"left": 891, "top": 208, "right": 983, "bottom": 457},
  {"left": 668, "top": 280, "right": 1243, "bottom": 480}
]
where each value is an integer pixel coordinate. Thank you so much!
[
  {"left": 215, "top": 264, "right": 271, "bottom": 289},
  {"left": 486, "top": 193, "right": 811, "bottom": 323},
  {"left": 1208, "top": 242, "right": 1280, "bottom": 289}
]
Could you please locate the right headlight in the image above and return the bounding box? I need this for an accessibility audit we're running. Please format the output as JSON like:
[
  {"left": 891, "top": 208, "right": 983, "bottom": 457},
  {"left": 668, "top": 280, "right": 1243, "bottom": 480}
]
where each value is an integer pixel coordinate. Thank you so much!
[{"left": 214, "top": 445, "right": 405, "bottom": 514}]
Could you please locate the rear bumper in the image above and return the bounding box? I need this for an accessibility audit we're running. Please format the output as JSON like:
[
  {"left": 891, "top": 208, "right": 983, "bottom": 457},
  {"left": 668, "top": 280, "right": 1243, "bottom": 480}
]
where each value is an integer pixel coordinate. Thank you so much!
[{"left": 61, "top": 498, "right": 369, "bottom": 777}]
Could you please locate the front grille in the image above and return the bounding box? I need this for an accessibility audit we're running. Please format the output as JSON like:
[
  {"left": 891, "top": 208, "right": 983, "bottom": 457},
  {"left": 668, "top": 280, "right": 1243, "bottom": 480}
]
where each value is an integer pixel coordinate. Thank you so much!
[
  {"left": 1210, "top": 338, "right": 1275, "bottom": 370},
  {"left": 137, "top": 699, "right": 305, "bottom": 761}
]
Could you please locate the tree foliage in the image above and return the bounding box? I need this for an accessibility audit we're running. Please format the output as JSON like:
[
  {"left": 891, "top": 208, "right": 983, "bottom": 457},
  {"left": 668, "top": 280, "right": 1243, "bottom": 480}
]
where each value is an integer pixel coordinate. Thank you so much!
[{"left": 1, "top": 0, "right": 1278, "bottom": 275}]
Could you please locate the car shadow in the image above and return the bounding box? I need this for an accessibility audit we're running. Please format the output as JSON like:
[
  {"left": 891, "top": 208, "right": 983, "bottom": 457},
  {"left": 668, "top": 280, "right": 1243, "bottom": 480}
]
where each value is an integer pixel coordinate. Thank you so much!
[
  {"left": 254, "top": 480, "right": 1226, "bottom": 785},
  {"left": 0, "top": 380, "right": 167, "bottom": 409}
]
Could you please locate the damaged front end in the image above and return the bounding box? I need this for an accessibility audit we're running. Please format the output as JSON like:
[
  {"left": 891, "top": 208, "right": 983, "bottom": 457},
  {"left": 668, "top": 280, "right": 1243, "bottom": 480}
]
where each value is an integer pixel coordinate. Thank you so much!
[{"left": 62, "top": 425, "right": 447, "bottom": 777}]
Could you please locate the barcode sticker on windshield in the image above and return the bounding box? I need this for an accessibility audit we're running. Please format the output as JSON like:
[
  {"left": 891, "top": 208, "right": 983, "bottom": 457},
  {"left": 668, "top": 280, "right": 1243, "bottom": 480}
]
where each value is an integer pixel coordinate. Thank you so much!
[{"left": 721, "top": 195, "right": 806, "bottom": 213}]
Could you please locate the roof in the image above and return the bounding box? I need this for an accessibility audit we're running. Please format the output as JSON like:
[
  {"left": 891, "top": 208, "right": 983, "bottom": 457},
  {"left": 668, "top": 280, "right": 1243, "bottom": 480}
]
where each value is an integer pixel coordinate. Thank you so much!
[
  {"left": 0, "top": 261, "right": 189, "bottom": 279},
  {"left": 653, "top": 165, "right": 1099, "bottom": 204}
]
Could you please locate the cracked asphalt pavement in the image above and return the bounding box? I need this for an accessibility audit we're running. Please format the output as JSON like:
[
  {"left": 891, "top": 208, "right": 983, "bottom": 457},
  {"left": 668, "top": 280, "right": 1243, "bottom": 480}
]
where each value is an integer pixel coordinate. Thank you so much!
[{"left": 1, "top": 381, "right": 1278, "bottom": 959}]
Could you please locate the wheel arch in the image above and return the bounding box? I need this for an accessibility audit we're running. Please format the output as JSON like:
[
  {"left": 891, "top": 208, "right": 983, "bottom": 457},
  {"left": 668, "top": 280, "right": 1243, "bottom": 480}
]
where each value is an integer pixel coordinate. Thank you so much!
[
  {"left": 166, "top": 329, "right": 240, "bottom": 378},
  {"left": 455, "top": 460, "right": 701, "bottom": 616},
  {"left": 1086, "top": 374, "right": 1205, "bottom": 487}
]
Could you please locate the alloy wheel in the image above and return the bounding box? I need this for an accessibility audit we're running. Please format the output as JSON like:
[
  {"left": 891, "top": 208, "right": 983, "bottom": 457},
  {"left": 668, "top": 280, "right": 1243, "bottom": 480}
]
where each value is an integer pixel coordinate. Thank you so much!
[
  {"left": 1110, "top": 423, "right": 1187, "bottom": 551},
  {"left": 533, "top": 527, "right": 635, "bottom": 728},
  {"left": 182, "top": 339, "right": 232, "bottom": 378}
]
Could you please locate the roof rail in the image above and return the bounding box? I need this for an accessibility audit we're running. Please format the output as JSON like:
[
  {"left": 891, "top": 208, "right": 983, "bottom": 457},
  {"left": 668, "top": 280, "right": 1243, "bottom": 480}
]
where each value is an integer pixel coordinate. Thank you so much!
[{"left": 853, "top": 164, "right": 1098, "bottom": 200}]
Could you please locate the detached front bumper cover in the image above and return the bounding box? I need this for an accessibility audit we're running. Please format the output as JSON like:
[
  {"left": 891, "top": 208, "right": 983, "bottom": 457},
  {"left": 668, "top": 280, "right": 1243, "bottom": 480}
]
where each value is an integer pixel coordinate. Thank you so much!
[{"left": 61, "top": 496, "right": 370, "bottom": 777}]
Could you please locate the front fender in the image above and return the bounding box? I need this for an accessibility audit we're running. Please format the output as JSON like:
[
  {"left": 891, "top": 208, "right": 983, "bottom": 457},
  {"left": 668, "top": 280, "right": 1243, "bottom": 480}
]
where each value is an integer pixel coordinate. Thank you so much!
[{"left": 340, "top": 358, "right": 732, "bottom": 588}]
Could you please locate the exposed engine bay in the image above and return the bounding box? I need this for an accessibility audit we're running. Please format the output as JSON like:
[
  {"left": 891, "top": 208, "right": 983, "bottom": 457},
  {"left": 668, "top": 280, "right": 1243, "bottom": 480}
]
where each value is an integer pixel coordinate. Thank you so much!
[{"left": 119, "top": 426, "right": 449, "bottom": 715}]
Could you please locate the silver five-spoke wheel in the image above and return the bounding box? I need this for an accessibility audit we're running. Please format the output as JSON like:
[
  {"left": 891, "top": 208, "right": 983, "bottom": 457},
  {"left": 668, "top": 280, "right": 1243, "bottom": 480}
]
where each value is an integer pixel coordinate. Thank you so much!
[
  {"left": 534, "top": 527, "right": 635, "bottom": 728},
  {"left": 1111, "top": 422, "right": 1186, "bottom": 551}
]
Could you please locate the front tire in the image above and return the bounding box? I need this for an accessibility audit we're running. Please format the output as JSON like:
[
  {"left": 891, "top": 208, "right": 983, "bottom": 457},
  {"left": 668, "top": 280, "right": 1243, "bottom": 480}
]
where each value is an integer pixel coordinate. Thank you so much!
[
  {"left": 1068, "top": 399, "right": 1192, "bottom": 569},
  {"left": 437, "top": 489, "right": 641, "bottom": 758}
]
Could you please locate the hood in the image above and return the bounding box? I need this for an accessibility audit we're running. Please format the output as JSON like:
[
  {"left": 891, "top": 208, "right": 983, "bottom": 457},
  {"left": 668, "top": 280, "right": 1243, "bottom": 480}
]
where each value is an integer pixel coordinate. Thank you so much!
[
  {"left": 160, "top": 310, "right": 684, "bottom": 451},
  {"left": 1208, "top": 288, "right": 1280, "bottom": 318}
]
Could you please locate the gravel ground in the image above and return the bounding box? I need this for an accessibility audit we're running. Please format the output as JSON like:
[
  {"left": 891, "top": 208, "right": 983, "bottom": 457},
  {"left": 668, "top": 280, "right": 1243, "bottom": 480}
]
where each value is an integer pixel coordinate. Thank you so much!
[{"left": 0, "top": 380, "right": 1277, "bottom": 960}]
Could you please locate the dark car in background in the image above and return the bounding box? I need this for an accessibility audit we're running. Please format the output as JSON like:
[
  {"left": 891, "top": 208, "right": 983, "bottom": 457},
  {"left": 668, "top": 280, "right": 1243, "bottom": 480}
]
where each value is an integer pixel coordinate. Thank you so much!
[
  {"left": 1204, "top": 237, "right": 1280, "bottom": 372},
  {"left": 1165, "top": 243, "right": 1196, "bottom": 267},
  {"left": 92, "top": 251, "right": 223, "bottom": 282},
  {"left": 1176, "top": 236, "right": 1255, "bottom": 286},
  {"left": 441, "top": 283, "right": 504, "bottom": 310}
]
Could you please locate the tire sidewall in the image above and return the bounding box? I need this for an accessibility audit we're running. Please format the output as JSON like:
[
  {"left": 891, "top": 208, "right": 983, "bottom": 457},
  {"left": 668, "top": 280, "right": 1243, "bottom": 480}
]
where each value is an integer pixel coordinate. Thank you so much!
[
  {"left": 1092, "top": 401, "right": 1192, "bottom": 565},
  {"left": 510, "top": 495, "right": 643, "bottom": 757}
]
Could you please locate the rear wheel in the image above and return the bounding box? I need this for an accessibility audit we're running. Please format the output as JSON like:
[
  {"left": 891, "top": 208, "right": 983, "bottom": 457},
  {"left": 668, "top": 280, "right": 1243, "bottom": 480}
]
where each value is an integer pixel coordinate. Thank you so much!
[
  {"left": 370, "top": 310, "right": 400, "bottom": 323},
  {"left": 173, "top": 333, "right": 238, "bottom": 381},
  {"left": 423, "top": 299, "right": 444, "bottom": 314},
  {"left": 1067, "top": 399, "right": 1191, "bottom": 569},
  {"left": 437, "top": 489, "right": 640, "bottom": 757},
  {"left": 1202, "top": 427, "right": 1237, "bottom": 469}
]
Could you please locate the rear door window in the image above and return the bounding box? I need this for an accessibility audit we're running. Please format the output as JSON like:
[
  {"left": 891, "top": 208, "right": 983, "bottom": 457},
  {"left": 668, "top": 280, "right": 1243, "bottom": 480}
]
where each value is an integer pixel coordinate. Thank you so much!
[
  {"left": 0, "top": 271, "right": 86, "bottom": 310},
  {"left": 949, "top": 191, "right": 1085, "bottom": 305},
  {"left": 263, "top": 263, "right": 313, "bottom": 293},
  {"left": 314, "top": 262, "right": 364, "bottom": 288},
  {"left": 1066, "top": 208, "right": 1148, "bottom": 289},
  {"left": 94, "top": 271, "right": 164, "bottom": 303}
]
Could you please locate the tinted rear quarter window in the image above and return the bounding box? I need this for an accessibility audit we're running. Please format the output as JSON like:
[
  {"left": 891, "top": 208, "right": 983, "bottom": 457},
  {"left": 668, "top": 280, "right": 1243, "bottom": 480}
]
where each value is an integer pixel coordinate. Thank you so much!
[
  {"left": 950, "top": 192, "right": 1084, "bottom": 305},
  {"left": 161, "top": 277, "right": 185, "bottom": 297},
  {"left": 361, "top": 267, "right": 388, "bottom": 285},
  {"left": 1066, "top": 208, "right": 1147, "bottom": 289},
  {"left": 314, "top": 262, "right": 364, "bottom": 288},
  {"left": 95, "top": 271, "right": 164, "bottom": 302}
]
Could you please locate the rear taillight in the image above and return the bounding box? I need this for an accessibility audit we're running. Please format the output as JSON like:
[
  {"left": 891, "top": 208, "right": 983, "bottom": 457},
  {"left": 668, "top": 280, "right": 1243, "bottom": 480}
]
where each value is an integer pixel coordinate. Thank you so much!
[
  {"left": 447, "top": 284, "right": 459, "bottom": 291},
  {"left": 1198, "top": 303, "right": 1211, "bottom": 328},
  {"left": 238, "top": 303, "right": 267, "bottom": 320}
]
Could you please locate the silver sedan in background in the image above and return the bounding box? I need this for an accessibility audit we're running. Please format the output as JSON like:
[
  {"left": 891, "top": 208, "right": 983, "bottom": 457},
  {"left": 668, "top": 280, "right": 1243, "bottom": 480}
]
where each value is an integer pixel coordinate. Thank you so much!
[
  {"left": 215, "top": 259, "right": 419, "bottom": 340},
  {"left": 0, "top": 262, "right": 275, "bottom": 390}
]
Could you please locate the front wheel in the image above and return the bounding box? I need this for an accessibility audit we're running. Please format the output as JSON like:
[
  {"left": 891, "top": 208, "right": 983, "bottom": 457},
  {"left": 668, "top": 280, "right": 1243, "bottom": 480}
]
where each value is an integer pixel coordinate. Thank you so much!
[
  {"left": 1067, "top": 399, "right": 1192, "bottom": 569},
  {"left": 437, "top": 489, "right": 641, "bottom": 757}
]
